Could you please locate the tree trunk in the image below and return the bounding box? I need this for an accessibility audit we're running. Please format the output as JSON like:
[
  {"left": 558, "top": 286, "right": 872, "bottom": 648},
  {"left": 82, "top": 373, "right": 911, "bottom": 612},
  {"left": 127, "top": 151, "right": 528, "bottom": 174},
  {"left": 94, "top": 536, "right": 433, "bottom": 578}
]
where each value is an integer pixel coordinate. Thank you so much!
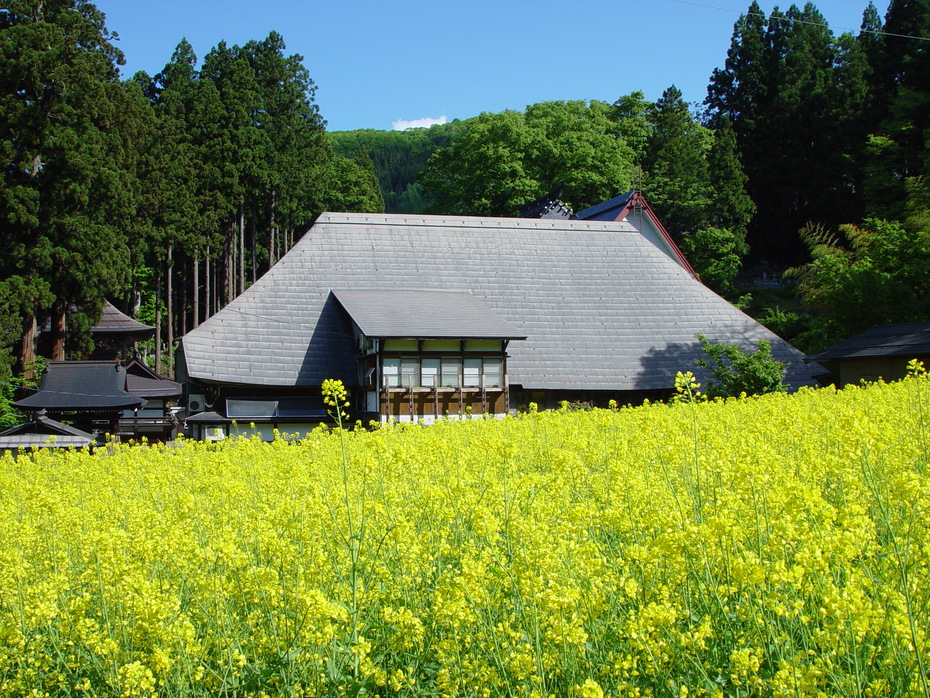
[
  {"left": 50, "top": 300, "right": 66, "bottom": 361},
  {"left": 130, "top": 267, "right": 140, "bottom": 317},
  {"left": 155, "top": 270, "right": 162, "bottom": 375},
  {"left": 20, "top": 314, "right": 37, "bottom": 379},
  {"left": 166, "top": 244, "right": 174, "bottom": 378},
  {"left": 269, "top": 188, "right": 276, "bottom": 269},
  {"left": 239, "top": 198, "right": 245, "bottom": 295},
  {"left": 192, "top": 255, "right": 199, "bottom": 328},
  {"left": 205, "top": 246, "right": 211, "bottom": 319},
  {"left": 250, "top": 203, "right": 257, "bottom": 283},
  {"left": 225, "top": 219, "right": 234, "bottom": 305},
  {"left": 181, "top": 254, "right": 188, "bottom": 337}
]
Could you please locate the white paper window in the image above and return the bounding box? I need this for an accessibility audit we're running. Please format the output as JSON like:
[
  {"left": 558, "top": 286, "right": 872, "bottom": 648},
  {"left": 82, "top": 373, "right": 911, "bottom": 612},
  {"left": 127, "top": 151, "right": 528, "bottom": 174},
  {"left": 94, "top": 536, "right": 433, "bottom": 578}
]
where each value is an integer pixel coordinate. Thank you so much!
[
  {"left": 484, "top": 358, "right": 503, "bottom": 387},
  {"left": 421, "top": 358, "right": 439, "bottom": 387},
  {"left": 400, "top": 358, "right": 419, "bottom": 388},
  {"left": 463, "top": 358, "right": 482, "bottom": 387},
  {"left": 383, "top": 357, "right": 400, "bottom": 388},
  {"left": 441, "top": 357, "right": 461, "bottom": 387}
]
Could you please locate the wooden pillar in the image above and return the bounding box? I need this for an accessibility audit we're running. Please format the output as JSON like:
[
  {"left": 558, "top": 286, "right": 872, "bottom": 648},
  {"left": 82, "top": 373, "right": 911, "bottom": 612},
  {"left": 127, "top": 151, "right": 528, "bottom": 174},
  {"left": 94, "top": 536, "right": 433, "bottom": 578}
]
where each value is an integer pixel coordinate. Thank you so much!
[{"left": 381, "top": 373, "right": 388, "bottom": 422}]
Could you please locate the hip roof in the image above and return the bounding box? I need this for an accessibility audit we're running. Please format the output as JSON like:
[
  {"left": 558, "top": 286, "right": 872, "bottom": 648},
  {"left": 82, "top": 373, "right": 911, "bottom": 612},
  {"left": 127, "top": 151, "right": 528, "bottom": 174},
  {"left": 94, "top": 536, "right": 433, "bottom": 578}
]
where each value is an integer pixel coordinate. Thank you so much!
[{"left": 181, "top": 213, "right": 819, "bottom": 391}]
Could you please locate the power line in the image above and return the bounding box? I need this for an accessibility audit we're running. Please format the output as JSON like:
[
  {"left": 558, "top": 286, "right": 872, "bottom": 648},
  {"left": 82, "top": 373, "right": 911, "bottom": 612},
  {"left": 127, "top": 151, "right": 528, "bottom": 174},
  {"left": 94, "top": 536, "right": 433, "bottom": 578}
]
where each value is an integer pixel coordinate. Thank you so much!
[{"left": 669, "top": 0, "right": 930, "bottom": 42}]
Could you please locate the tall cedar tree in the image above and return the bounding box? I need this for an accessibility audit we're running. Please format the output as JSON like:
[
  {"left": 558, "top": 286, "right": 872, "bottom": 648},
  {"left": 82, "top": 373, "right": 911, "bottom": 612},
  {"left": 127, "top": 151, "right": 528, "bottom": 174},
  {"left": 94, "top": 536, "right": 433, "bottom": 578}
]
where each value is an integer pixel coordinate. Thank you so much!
[
  {"left": 133, "top": 32, "right": 371, "bottom": 369},
  {"left": 678, "top": 115, "right": 756, "bottom": 295},
  {"left": 864, "top": 1, "right": 930, "bottom": 220},
  {"left": 609, "top": 90, "right": 753, "bottom": 294},
  {"left": 706, "top": 116, "right": 755, "bottom": 249},
  {"left": 706, "top": 2, "right": 872, "bottom": 266},
  {"left": 0, "top": 0, "right": 135, "bottom": 366},
  {"left": 641, "top": 86, "right": 714, "bottom": 237}
]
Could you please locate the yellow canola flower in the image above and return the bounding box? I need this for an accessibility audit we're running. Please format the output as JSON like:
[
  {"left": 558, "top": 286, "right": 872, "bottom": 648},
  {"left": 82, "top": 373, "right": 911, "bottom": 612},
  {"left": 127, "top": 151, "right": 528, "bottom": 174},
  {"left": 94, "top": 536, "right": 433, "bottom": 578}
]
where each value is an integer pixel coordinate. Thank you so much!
[{"left": 0, "top": 375, "right": 929, "bottom": 695}]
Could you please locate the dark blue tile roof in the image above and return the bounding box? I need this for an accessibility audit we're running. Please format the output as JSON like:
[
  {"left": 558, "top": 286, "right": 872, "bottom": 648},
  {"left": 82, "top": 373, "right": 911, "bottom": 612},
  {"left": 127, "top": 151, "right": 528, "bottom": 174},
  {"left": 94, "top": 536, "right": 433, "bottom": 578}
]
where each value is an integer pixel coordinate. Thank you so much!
[
  {"left": 806, "top": 322, "right": 930, "bottom": 361},
  {"left": 14, "top": 361, "right": 146, "bottom": 411},
  {"left": 574, "top": 191, "right": 634, "bottom": 220}
]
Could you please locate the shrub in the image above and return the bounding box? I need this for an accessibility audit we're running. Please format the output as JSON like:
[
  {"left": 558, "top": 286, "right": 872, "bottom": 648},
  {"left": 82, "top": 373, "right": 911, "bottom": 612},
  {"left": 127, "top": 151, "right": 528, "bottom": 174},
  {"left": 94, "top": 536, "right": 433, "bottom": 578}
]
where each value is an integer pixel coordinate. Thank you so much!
[{"left": 694, "top": 333, "right": 787, "bottom": 398}]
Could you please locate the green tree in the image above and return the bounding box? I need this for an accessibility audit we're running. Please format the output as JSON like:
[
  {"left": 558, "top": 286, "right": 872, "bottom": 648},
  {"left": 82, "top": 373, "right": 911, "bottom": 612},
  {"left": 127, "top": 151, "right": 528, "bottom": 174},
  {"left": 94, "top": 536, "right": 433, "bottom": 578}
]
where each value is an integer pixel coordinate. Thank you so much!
[
  {"left": 621, "top": 96, "right": 752, "bottom": 293},
  {"left": 863, "top": 1, "right": 930, "bottom": 221},
  {"left": 330, "top": 121, "right": 468, "bottom": 213},
  {"left": 420, "top": 101, "right": 634, "bottom": 216},
  {"left": 523, "top": 100, "right": 634, "bottom": 211},
  {"left": 706, "top": 2, "right": 872, "bottom": 265},
  {"left": 610, "top": 91, "right": 653, "bottom": 165},
  {"left": 706, "top": 1, "right": 770, "bottom": 142},
  {"left": 676, "top": 116, "right": 755, "bottom": 295},
  {"left": 680, "top": 227, "right": 744, "bottom": 294},
  {"left": 706, "top": 116, "right": 754, "bottom": 251},
  {"left": 420, "top": 110, "right": 536, "bottom": 216},
  {"left": 694, "top": 333, "right": 787, "bottom": 398},
  {"left": 0, "top": 0, "right": 137, "bottom": 364},
  {"left": 641, "top": 86, "right": 714, "bottom": 237},
  {"left": 136, "top": 31, "right": 332, "bottom": 359},
  {"left": 322, "top": 149, "right": 385, "bottom": 213},
  {"left": 788, "top": 218, "right": 930, "bottom": 349}
]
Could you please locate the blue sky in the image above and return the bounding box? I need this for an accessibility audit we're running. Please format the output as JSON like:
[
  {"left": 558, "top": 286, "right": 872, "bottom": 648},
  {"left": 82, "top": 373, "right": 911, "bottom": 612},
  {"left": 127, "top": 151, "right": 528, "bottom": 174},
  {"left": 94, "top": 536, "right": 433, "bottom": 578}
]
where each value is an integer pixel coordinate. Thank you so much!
[{"left": 95, "top": 0, "right": 876, "bottom": 132}]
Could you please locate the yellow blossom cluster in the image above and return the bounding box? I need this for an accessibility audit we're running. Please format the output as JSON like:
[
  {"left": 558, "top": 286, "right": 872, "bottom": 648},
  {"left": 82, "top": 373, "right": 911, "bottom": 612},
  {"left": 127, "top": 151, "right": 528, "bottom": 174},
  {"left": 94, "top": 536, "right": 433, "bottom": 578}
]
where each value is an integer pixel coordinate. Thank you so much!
[{"left": 1, "top": 375, "right": 930, "bottom": 696}]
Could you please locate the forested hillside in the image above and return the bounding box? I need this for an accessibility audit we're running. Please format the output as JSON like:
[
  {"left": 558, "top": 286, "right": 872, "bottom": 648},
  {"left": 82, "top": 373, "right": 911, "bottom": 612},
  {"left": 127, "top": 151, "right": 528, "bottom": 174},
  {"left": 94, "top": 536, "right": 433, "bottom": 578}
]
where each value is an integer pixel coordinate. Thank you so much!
[
  {"left": 3, "top": 0, "right": 930, "bottom": 392},
  {"left": 330, "top": 122, "right": 467, "bottom": 213}
]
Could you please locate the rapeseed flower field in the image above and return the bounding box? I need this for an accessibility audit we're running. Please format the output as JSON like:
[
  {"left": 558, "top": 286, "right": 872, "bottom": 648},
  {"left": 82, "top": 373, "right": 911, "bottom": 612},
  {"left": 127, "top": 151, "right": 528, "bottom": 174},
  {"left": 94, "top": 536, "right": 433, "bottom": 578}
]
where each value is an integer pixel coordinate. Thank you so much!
[{"left": 1, "top": 374, "right": 929, "bottom": 696}]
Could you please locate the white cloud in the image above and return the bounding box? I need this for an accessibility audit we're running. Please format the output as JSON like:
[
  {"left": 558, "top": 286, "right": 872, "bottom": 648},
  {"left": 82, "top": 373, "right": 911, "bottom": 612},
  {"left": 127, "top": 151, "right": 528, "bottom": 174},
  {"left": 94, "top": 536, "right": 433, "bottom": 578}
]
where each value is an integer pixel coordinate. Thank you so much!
[{"left": 392, "top": 115, "right": 447, "bottom": 131}]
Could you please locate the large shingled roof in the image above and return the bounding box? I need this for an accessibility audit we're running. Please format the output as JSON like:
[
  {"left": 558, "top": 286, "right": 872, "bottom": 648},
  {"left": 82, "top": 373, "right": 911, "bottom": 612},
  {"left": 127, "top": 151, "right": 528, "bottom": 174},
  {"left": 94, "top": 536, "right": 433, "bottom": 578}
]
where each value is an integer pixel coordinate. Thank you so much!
[{"left": 181, "top": 212, "right": 820, "bottom": 391}]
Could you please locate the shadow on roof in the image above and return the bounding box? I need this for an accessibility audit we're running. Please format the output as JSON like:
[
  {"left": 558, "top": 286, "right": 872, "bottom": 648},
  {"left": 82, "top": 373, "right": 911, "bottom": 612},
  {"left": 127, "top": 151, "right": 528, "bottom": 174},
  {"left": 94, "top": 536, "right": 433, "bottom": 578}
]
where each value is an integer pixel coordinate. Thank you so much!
[
  {"left": 635, "top": 331, "right": 817, "bottom": 393},
  {"left": 296, "top": 293, "right": 358, "bottom": 386}
]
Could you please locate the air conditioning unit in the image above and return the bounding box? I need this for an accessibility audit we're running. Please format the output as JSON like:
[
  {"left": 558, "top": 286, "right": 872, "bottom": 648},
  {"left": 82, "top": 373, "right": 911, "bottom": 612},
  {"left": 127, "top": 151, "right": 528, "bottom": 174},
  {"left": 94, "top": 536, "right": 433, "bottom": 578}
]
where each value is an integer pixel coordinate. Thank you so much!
[{"left": 188, "top": 393, "right": 206, "bottom": 414}]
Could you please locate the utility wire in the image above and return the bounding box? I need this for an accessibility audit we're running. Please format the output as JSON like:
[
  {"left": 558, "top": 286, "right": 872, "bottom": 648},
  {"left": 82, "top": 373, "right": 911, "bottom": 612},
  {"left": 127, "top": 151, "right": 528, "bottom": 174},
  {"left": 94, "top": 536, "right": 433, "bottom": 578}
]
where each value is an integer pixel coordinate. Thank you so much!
[{"left": 669, "top": 0, "right": 930, "bottom": 42}]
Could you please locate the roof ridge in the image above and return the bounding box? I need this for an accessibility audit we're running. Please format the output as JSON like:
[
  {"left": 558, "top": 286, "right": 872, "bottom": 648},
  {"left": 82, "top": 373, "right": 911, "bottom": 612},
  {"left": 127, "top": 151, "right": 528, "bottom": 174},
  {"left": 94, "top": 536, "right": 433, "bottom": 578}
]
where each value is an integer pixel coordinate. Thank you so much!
[{"left": 316, "top": 211, "right": 639, "bottom": 232}]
